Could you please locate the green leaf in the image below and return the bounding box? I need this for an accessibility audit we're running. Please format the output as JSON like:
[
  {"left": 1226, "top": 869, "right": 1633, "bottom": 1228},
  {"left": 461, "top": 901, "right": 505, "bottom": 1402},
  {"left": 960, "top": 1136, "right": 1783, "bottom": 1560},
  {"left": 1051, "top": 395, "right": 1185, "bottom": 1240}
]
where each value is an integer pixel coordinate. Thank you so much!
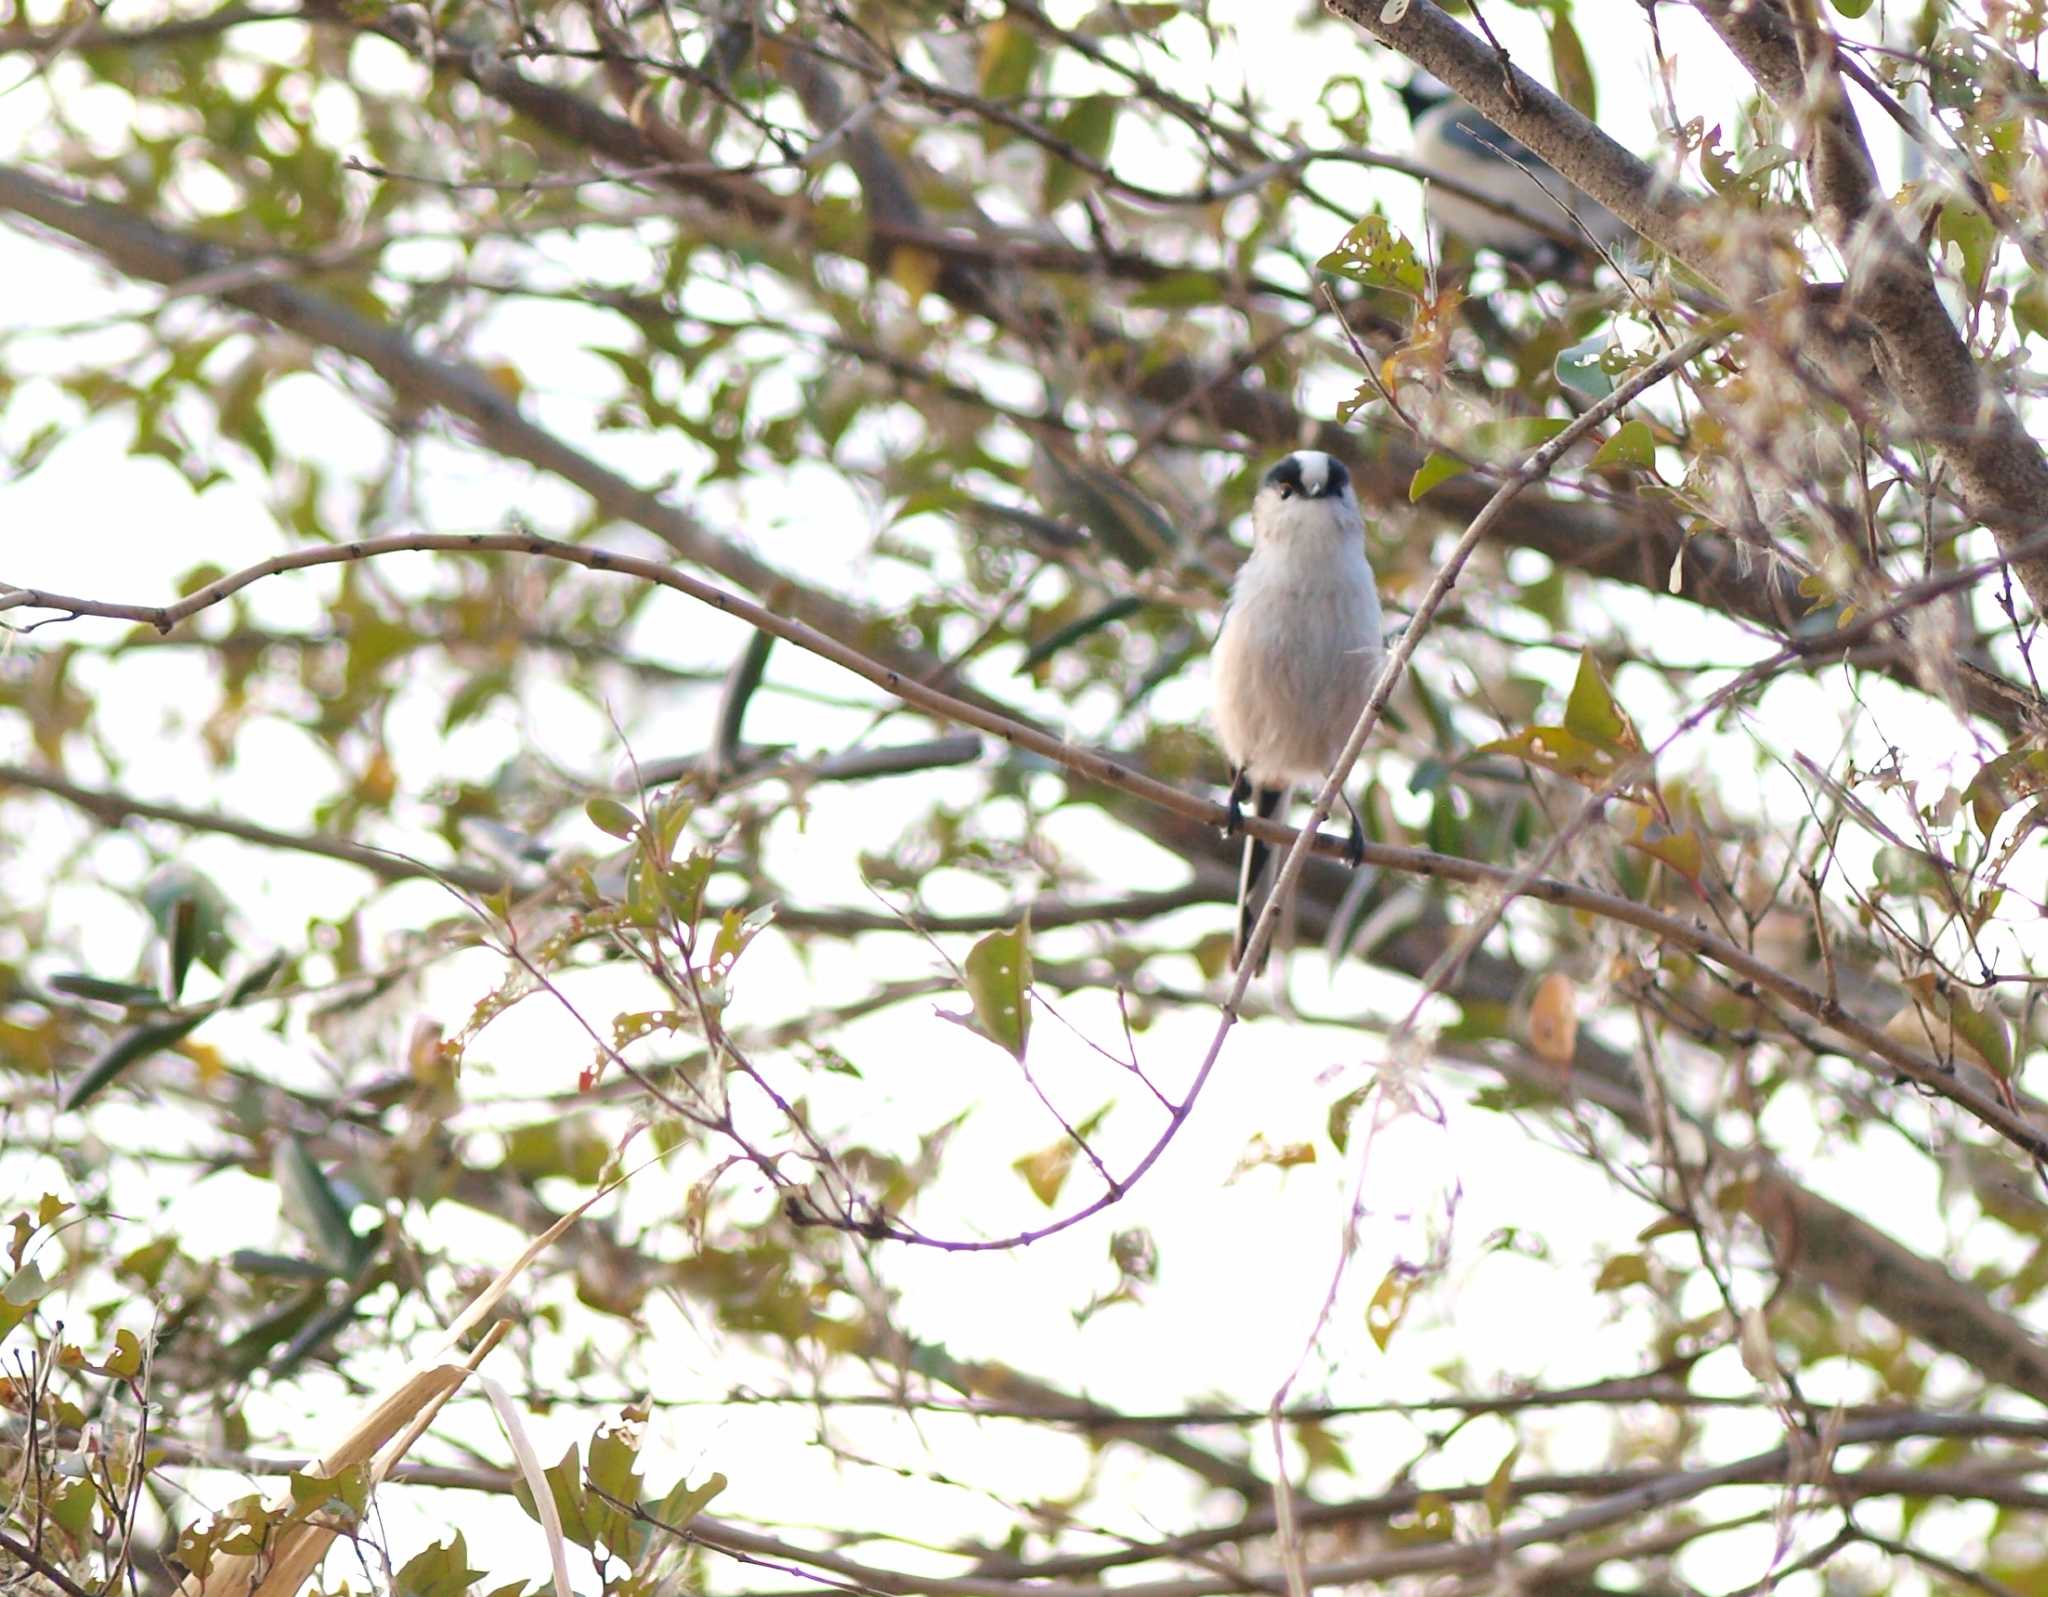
[
  {"left": 587, "top": 796, "right": 640, "bottom": 840},
  {"left": 977, "top": 18, "right": 1038, "bottom": 100},
  {"left": 1827, "top": 0, "right": 1875, "bottom": 17},
  {"left": 1548, "top": 11, "right": 1596, "bottom": 118},
  {"left": 587, "top": 1424, "right": 647, "bottom": 1559},
  {"left": 2014, "top": 278, "right": 2048, "bottom": 342},
  {"left": 1407, "top": 451, "right": 1467, "bottom": 502},
  {"left": 1317, "top": 214, "right": 1426, "bottom": 296},
  {"left": 662, "top": 852, "right": 716, "bottom": 929},
  {"left": 47, "top": 1477, "right": 96, "bottom": 1537},
  {"left": 964, "top": 920, "right": 1032, "bottom": 1059},
  {"left": 1562, "top": 650, "right": 1638, "bottom": 752},
  {"left": 1472, "top": 725, "right": 1624, "bottom": 786},
  {"left": 0, "top": 1258, "right": 48, "bottom": 1339},
  {"left": 61, "top": 1011, "right": 208, "bottom": 1112},
  {"left": 274, "top": 1137, "right": 368, "bottom": 1276},
  {"left": 1555, "top": 336, "right": 1614, "bottom": 398},
  {"left": 143, "top": 864, "right": 232, "bottom": 1001},
  {"left": 1013, "top": 1138, "right": 1075, "bottom": 1207},
  {"left": 394, "top": 1533, "right": 486, "bottom": 1597},
  {"left": 1590, "top": 418, "right": 1656, "bottom": 472},
  {"left": 105, "top": 1325, "right": 145, "bottom": 1378},
  {"left": 290, "top": 1461, "right": 370, "bottom": 1523},
  {"left": 45, "top": 973, "right": 165, "bottom": 1008},
  {"left": 1482, "top": 1445, "right": 1521, "bottom": 1529},
  {"left": 1044, "top": 95, "right": 1119, "bottom": 208},
  {"left": 650, "top": 1470, "right": 726, "bottom": 1531},
  {"left": 1625, "top": 819, "right": 1705, "bottom": 884},
  {"left": 1076, "top": 1, "right": 1179, "bottom": 33},
  {"left": 514, "top": 1444, "right": 599, "bottom": 1550},
  {"left": 1017, "top": 595, "right": 1142, "bottom": 673},
  {"left": 1126, "top": 270, "right": 1228, "bottom": 309},
  {"left": 1327, "top": 1087, "right": 1369, "bottom": 1155},
  {"left": 1948, "top": 993, "right": 2014, "bottom": 1079},
  {"left": 1471, "top": 416, "right": 1572, "bottom": 457},
  {"left": 1390, "top": 1491, "right": 1456, "bottom": 1543}
]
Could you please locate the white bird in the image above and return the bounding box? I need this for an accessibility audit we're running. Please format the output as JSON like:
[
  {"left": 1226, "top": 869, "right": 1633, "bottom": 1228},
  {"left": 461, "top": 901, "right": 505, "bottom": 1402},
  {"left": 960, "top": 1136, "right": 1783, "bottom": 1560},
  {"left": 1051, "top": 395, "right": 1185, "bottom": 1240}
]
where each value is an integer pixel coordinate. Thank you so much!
[
  {"left": 1402, "top": 78, "right": 1628, "bottom": 269},
  {"left": 1212, "top": 450, "right": 1385, "bottom": 973}
]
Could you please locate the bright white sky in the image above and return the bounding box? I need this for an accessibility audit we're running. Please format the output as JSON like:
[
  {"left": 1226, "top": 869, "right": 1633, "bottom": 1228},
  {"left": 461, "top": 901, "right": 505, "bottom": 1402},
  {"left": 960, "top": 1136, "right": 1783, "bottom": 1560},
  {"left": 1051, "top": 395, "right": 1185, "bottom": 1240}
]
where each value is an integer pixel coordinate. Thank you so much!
[{"left": 0, "top": 1, "right": 2023, "bottom": 1592}]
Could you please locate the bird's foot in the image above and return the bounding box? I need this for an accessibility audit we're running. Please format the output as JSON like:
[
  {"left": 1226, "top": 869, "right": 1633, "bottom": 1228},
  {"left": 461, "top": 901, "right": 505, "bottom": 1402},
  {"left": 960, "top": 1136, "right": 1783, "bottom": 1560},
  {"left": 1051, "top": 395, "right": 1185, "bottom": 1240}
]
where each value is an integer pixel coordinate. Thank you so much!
[{"left": 1223, "top": 769, "right": 1251, "bottom": 839}]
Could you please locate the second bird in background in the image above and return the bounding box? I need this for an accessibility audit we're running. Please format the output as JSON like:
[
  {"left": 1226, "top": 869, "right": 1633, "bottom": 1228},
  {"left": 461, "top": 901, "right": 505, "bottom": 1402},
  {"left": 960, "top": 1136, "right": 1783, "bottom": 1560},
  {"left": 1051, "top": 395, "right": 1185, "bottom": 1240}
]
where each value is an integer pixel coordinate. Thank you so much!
[
  {"left": 1400, "top": 76, "right": 1630, "bottom": 273},
  {"left": 1212, "top": 451, "right": 1385, "bottom": 975}
]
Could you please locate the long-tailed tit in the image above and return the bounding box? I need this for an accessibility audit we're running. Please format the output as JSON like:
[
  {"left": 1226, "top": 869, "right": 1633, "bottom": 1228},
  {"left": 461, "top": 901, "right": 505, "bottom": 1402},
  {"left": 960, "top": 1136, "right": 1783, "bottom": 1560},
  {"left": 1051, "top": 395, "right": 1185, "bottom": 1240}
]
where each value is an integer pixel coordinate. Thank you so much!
[
  {"left": 1400, "top": 77, "right": 1627, "bottom": 271},
  {"left": 1212, "top": 450, "right": 1384, "bottom": 973}
]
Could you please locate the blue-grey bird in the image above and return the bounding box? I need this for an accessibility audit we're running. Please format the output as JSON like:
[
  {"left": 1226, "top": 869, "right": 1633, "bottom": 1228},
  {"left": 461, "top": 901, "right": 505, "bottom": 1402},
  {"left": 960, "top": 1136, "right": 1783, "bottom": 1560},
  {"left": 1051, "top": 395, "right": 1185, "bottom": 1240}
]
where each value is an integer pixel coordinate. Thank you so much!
[
  {"left": 1212, "top": 451, "right": 1384, "bottom": 973},
  {"left": 1401, "top": 77, "right": 1628, "bottom": 270}
]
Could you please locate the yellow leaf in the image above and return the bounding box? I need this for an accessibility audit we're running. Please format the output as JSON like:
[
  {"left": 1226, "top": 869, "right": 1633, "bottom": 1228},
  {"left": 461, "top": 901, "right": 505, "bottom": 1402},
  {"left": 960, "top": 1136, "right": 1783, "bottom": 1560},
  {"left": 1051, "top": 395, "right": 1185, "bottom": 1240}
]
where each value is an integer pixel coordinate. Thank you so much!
[
  {"left": 1366, "top": 1266, "right": 1417, "bottom": 1351},
  {"left": 1593, "top": 1252, "right": 1648, "bottom": 1291},
  {"left": 886, "top": 245, "right": 942, "bottom": 303},
  {"left": 1884, "top": 975, "right": 2012, "bottom": 1077},
  {"left": 1526, "top": 971, "right": 1577, "bottom": 1065},
  {"left": 1012, "top": 1140, "right": 1073, "bottom": 1207},
  {"left": 176, "top": 1039, "right": 228, "bottom": 1084}
]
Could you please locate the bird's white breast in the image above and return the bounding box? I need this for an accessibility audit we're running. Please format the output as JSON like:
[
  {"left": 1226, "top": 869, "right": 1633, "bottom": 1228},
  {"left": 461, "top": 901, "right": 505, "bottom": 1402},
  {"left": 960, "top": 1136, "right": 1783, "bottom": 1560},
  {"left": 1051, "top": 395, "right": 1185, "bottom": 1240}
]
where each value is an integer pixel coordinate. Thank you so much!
[{"left": 1213, "top": 531, "right": 1383, "bottom": 789}]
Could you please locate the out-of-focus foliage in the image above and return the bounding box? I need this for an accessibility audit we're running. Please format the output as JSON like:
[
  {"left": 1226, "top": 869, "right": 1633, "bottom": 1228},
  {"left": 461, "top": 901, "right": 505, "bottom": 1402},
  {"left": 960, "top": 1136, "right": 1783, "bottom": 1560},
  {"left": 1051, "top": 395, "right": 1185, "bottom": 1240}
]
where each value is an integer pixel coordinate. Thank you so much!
[{"left": 4, "top": 0, "right": 2048, "bottom": 1593}]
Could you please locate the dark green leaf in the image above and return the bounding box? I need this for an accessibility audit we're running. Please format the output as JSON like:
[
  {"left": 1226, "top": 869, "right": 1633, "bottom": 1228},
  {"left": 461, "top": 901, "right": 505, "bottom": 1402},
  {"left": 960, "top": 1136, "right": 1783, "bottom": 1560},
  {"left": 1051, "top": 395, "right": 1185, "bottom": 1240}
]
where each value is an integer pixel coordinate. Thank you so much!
[
  {"left": 46, "top": 973, "right": 164, "bottom": 1008},
  {"left": 61, "top": 1012, "right": 207, "bottom": 1112},
  {"left": 1017, "top": 596, "right": 1142, "bottom": 673},
  {"left": 274, "top": 1136, "right": 369, "bottom": 1275},
  {"left": 1126, "top": 271, "right": 1229, "bottom": 309}
]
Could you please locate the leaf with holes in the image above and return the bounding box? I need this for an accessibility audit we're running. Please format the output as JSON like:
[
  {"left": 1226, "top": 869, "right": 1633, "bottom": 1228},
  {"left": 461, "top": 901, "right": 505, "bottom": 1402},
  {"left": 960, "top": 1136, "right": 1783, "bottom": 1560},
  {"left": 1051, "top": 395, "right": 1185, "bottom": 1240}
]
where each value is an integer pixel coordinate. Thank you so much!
[
  {"left": 1317, "top": 214, "right": 1425, "bottom": 297},
  {"left": 965, "top": 920, "right": 1032, "bottom": 1059},
  {"left": 1473, "top": 725, "right": 1623, "bottom": 786},
  {"left": 586, "top": 797, "right": 639, "bottom": 840},
  {"left": 1555, "top": 336, "right": 1614, "bottom": 398}
]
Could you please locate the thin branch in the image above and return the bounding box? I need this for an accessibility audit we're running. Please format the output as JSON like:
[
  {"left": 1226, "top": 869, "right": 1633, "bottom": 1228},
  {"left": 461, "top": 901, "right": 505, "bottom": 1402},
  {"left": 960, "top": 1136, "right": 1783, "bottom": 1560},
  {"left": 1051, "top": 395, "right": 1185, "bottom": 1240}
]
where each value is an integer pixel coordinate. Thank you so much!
[{"left": 6, "top": 527, "right": 2047, "bottom": 1193}]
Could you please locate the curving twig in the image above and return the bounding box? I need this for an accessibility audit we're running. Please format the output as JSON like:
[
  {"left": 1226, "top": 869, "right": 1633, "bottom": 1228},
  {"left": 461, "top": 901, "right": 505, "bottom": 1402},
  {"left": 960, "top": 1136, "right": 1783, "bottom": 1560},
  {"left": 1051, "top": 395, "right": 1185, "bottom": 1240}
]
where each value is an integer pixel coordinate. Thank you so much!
[{"left": 6, "top": 523, "right": 2047, "bottom": 1216}]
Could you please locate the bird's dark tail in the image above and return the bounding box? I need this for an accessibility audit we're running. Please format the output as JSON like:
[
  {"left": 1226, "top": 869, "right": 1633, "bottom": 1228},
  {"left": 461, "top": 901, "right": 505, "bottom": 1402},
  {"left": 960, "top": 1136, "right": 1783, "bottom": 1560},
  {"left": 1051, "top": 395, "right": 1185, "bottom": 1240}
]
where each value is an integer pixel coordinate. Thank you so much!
[{"left": 1231, "top": 785, "right": 1287, "bottom": 974}]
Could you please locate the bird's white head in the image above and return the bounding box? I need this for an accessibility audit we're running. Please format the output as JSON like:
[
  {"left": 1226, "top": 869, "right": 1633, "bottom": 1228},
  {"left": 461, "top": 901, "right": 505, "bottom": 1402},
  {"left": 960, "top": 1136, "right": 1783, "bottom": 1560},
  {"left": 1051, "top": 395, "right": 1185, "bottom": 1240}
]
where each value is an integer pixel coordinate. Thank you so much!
[{"left": 1251, "top": 450, "right": 1362, "bottom": 549}]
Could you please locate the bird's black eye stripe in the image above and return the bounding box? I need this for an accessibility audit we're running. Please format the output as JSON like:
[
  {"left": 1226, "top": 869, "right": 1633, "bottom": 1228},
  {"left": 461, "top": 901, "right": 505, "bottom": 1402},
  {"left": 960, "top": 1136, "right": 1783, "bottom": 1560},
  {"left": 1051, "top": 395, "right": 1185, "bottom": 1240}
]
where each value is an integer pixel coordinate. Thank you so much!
[{"left": 1277, "top": 484, "right": 1294, "bottom": 499}]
